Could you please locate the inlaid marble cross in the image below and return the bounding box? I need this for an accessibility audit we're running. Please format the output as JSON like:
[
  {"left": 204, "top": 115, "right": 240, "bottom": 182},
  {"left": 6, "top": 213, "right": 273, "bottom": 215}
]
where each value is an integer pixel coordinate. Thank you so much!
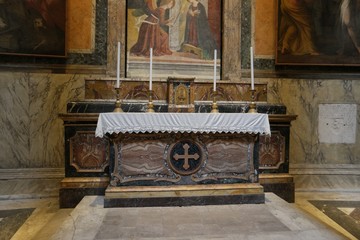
[{"left": 173, "top": 143, "right": 199, "bottom": 170}]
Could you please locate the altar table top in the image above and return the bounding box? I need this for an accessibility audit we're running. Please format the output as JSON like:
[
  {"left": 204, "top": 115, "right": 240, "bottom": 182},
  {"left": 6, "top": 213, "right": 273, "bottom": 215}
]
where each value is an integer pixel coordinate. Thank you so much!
[{"left": 95, "top": 113, "right": 271, "bottom": 138}]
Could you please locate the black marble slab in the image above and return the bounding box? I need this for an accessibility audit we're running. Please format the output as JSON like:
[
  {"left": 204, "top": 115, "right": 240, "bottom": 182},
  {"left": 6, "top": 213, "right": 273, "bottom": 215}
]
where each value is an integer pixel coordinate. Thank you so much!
[
  {"left": 262, "top": 182, "right": 295, "bottom": 203},
  {"left": 67, "top": 101, "right": 286, "bottom": 114},
  {"left": 104, "top": 194, "right": 265, "bottom": 208},
  {"left": 59, "top": 188, "right": 106, "bottom": 208}
]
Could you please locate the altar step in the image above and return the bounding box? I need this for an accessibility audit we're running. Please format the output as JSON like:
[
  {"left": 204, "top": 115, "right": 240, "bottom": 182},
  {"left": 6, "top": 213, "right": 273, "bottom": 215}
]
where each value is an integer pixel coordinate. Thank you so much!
[
  {"left": 58, "top": 174, "right": 294, "bottom": 208},
  {"left": 259, "top": 173, "right": 295, "bottom": 203},
  {"left": 104, "top": 183, "right": 265, "bottom": 208}
]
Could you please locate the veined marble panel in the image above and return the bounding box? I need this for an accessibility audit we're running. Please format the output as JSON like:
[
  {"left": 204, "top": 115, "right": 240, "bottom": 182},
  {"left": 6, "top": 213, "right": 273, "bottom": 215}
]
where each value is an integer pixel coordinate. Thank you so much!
[
  {"left": 0, "top": 72, "right": 88, "bottom": 168},
  {"left": 0, "top": 73, "right": 30, "bottom": 168},
  {"left": 266, "top": 78, "right": 360, "bottom": 166}
]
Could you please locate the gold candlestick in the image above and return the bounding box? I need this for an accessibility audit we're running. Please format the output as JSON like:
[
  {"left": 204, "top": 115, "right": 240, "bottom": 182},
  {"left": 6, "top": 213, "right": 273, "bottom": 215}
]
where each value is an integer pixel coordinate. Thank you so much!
[
  {"left": 211, "top": 91, "right": 219, "bottom": 113},
  {"left": 248, "top": 89, "right": 257, "bottom": 113},
  {"left": 147, "top": 90, "right": 155, "bottom": 113},
  {"left": 113, "top": 87, "right": 123, "bottom": 113}
]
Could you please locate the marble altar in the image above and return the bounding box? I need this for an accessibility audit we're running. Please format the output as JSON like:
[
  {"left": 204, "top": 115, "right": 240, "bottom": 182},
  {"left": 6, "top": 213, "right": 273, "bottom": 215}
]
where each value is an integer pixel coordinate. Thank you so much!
[
  {"left": 58, "top": 78, "right": 297, "bottom": 208},
  {"left": 96, "top": 112, "right": 270, "bottom": 207}
]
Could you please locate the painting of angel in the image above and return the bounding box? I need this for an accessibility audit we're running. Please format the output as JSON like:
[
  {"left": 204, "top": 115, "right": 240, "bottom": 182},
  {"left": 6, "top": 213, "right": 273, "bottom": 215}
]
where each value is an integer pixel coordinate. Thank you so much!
[{"left": 126, "top": 0, "right": 222, "bottom": 79}]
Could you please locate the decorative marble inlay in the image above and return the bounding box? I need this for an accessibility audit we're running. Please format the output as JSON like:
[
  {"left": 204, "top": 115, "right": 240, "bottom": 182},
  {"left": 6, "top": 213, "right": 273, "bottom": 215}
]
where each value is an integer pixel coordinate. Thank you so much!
[
  {"left": 0, "top": 208, "right": 35, "bottom": 240},
  {"left": 110, "top": 134, "right": 179, "bottom": 186},
  {"left": 70, "top": 131, "right": 109, "bottom": 172},
  {"left": 310, "top": 200, "right": 360, "bottom": 239},
  {"left": 259, "top": 131, "right": 285, "bottom": 170},
  {"left": 109, "top": 132, "right": 258, "bottom": 186},
  {"left": 193, "top": 134, "right": 257, "bottom": 183},
  {"left": 168, "top": 140, "right": 204, "bottom": 175}
]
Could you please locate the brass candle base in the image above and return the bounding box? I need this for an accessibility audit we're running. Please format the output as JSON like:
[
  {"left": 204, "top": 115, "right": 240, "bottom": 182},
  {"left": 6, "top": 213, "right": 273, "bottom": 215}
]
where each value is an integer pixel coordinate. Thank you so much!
[
  {"left": 113, "top": 87, "right": 123, "bottom": 113},
  {"left": 248, "top": 102, "right": 257, "bottom": 113},
  {"left": 147, "top": 90, "right": 155, "bottom": 113},
  {"left": 211, "top": 90, "right": 219, "bottom": 113},
  {"left": 211, "top": 102, "right": 219, "bottom": 113},
  {"left": 248, "top": 89, "right": 257, "bottom": 113}
]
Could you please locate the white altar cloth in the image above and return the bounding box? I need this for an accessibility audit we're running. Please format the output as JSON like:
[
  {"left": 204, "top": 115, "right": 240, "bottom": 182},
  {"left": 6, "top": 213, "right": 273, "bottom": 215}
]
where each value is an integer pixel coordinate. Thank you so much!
[{"left": 95, "top": 113, "right": 270, "bottom": 138}]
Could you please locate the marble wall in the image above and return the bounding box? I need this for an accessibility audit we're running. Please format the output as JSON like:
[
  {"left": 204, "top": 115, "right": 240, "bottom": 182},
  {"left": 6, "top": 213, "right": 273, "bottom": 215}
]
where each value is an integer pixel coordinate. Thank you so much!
[
  {"left": 0, "top": 73, "right": 87, "bottom": 168},
  {"left": 265, "top": 78, "right": 360, "bottom": 165},
  {"left": 0, "top": 0, "right": 359, "bottom": 191}
]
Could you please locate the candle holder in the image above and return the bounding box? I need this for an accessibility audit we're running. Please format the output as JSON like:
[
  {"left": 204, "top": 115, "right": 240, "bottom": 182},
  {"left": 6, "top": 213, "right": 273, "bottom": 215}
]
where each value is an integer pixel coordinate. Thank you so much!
[
  {"left": 113, "top": 87, "right": 123, "bottom": 113},
  {"left": 147, "top": 90, "right": 155, "bottom": 113},
  {"left": 211, "top": 91, "right": 219, "bottom": 113},
  {"left": 248, "top": 89, "right": 257, "bottom": 113}
]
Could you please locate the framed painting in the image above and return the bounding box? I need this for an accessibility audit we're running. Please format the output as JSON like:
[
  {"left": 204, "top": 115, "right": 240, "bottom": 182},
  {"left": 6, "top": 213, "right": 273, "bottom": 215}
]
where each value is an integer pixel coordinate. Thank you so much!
[
  {"left": 276, "top": 0, "right": 360, "bottom": 66},
  {"left": 126, "top": 0, "right": 222, "bottom": 80},
  {"left": 0, "top": 0, "right": 66, "bottom": 58}
]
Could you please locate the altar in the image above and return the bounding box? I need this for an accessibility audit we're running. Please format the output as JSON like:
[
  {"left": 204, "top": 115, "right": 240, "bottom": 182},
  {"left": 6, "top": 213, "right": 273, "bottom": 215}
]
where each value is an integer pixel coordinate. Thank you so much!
[
  {"left": 58, "top": 77, "right": 297, "bottom": 208},
  {"left": 95, "top": 112, "right": 270, "bottom": 207}
]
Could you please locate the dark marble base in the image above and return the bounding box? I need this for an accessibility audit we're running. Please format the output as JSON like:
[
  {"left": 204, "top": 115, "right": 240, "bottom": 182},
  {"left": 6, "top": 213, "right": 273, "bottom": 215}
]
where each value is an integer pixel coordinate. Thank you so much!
[
  {"left": 261, "top": 182, "right": 295, "bottom": 203},
  {"left": 66, "top": 101, "right": 286, "bottom": 114},
  {"left": 104, "top": 194, "right": 265, "bottom": 208},
  {"left": 59, "top": 188, "right": 106, "bottom": 208}
]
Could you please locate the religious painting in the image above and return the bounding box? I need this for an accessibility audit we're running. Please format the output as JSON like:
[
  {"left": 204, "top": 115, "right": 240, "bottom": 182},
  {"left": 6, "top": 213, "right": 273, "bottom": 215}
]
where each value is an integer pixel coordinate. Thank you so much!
[
  {"left": 0, "top": 0, "right": 66, "bottom": 58},
  {"left": 276, "top": 0, "right": 360, "bottom": 66},
  {"left": 126, "top": 0, "right": 222, "bottom": 79}
]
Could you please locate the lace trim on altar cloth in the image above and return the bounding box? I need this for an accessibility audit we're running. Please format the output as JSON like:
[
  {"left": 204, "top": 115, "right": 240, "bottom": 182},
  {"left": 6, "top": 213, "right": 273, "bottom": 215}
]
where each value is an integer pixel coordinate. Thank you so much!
[{"left": 95, "top": 113, "right": 271, "bottom": 138}]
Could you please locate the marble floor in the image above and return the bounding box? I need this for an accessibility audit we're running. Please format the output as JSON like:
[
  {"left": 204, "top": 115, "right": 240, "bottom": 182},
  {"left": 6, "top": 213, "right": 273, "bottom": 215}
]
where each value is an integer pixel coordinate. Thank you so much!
[{"left": 0, "top": 179, "right": 359, "bottom": 240}]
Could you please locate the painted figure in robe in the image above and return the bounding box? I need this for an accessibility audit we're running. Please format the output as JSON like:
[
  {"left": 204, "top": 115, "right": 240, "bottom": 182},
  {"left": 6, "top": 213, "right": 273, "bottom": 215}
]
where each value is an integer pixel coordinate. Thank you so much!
[
  {"left": 278, "top": 0, "right": 319, "bottom": 55},
  {"left": 130, "top": 0, "right": 175, "bottom": 57},
  {"left": 181, "top": 0, "right": 218, "bottom": 60}
]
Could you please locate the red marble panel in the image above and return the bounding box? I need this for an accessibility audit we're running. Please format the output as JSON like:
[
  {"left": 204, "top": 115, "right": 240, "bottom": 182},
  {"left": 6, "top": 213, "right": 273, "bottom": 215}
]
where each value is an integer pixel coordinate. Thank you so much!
[
  {"left": 259, "top": 131, "right": 285, "bottom": 170},
  {"left": 70, "top": 131, "right": 109, "bottom": 172}
]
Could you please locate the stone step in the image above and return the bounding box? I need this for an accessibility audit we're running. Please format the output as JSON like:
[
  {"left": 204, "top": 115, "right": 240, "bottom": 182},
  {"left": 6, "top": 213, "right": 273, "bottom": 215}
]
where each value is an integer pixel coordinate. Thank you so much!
[
  {"left": 31, "top": 208, "right": 73, "bottom": 240},
  {"left": 104, "top": 183, "right": 265, "bottom": 208},
  {"left": 34, "top": 196, "right": 106, "bottom": 239}
]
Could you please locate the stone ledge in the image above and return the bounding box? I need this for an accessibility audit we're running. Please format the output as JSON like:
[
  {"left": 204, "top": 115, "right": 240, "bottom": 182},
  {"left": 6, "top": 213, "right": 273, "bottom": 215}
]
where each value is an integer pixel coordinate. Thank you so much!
[
  {"left": 105, "top": 183, "right": 264, "bottom": 199},
  {"left": 290, "top": 164, "right": 360, "bottom": 175},
  {"left": 0, "top": 168, "right": 65, "bottom": 180}
]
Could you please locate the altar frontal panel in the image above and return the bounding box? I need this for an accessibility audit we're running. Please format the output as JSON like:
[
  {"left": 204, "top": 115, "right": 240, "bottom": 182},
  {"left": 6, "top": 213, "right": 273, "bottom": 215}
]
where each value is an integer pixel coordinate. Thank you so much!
[{"left": 110, "top": 133, "right": 258, "bottom": 186}]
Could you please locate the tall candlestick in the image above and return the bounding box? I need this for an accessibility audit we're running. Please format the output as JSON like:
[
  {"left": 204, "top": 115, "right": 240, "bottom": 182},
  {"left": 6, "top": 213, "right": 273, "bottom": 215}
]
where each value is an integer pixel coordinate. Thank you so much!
[
  {"left": 213, "top": 49, "right": 217, "bottom": 92},
  {"left": 250, "top": 46, "right": 254, "bottom": 90},
  {"left": 116, "top": 42, "right": 120, "bottom": 88},
  {"left": 149, "top": 48, "right": 153, "bottom": 91}
]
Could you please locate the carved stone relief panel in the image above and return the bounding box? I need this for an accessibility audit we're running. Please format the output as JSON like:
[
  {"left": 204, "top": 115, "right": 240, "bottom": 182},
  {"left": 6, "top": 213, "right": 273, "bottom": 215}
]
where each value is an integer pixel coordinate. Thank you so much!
[
  {"left": 70, "top": 131, "right": 109, "bottom": 172},
  {"left": 259, "top": 131, "right": 285, "bottom": 170}
]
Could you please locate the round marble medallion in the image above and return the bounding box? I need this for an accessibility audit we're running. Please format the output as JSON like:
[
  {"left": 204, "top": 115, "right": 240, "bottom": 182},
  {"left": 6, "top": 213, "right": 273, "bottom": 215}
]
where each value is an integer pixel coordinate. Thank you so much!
[{"left": 167, "top": 139, "right": 204, "bottom": 176}]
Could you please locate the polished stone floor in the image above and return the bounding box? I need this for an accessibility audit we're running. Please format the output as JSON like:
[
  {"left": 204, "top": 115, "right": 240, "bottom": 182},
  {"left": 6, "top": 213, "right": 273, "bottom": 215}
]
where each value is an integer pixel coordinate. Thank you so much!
[{"left": 0, "top": 179, "right": 359, "bottom": 239}]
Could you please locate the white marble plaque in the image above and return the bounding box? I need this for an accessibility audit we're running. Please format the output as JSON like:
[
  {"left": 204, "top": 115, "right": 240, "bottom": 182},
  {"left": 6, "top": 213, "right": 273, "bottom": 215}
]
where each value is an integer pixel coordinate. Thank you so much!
[{"left": 319, "top": 104, "right": 357, "bottom": 144}]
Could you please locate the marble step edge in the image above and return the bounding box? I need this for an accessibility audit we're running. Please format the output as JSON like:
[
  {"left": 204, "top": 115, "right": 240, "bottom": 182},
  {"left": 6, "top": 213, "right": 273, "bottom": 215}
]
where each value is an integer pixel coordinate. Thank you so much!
[
  {"left": 60, "top": 177, "right": 110, "bottom": 188},
  {"left": 0, "top": 168, "right": 65, "bottom": 180},
  {"left": 105, "top": 183, "right": 264, "bottom": 199},
  {"left": 259, "top": 173, "right": 293, "bottom": 184},
  {"left": 23, "top": 208, "right": 74, "bottom": 240},
  {"left": 290, "top": 164, "right": 360, "bottom": 175}
]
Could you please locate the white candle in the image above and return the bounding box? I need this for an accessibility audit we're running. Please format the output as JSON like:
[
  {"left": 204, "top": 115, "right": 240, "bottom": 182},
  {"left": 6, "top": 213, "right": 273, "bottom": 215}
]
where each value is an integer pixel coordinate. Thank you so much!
[
  {"left": 213, "top": 49, "right": 217, "bottom": 92},
  {"left": 116, "top": 42, "right": 120, "bottom": 88},
  {"left": 149, "top": 48, "right": 153, "bottom": 91},
  {"left": 250, "top": 46, "right": 254, "bottom": 90}
]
